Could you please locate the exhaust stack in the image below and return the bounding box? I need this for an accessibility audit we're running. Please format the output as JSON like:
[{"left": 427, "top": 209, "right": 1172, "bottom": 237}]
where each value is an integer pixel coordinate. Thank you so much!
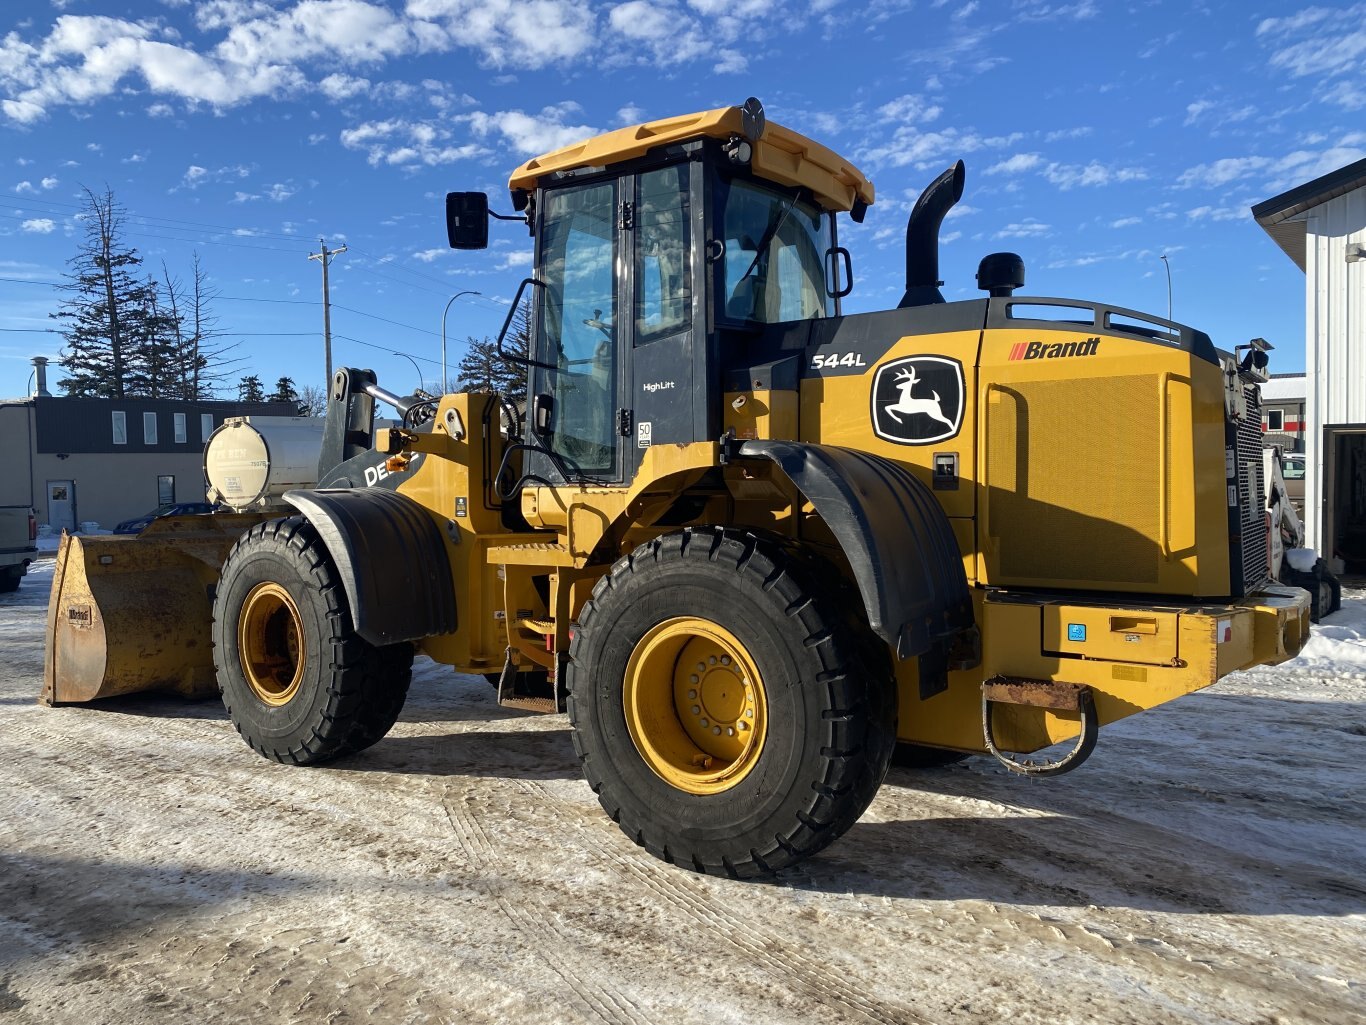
[{"left": 899, "top": 160, "right": 965, "bottom": 308}]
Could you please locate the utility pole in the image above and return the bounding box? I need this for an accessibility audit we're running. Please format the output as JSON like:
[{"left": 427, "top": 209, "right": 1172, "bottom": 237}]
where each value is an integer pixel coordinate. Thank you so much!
[
  {"left": 309, "top": 239, "right": 347, "bottom": 383},
  {"left": 441, "top": 289, "right": 481, "bottom": 393}
]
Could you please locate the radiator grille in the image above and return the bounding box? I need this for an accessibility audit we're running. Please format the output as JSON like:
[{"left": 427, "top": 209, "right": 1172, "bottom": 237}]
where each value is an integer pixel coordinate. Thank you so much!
[
  {"left": 989, "top": 374, "right": 1160, "bottom": 585},
  {"left": 1237, "top": 385, "right": 1269, "bottom": 594}
]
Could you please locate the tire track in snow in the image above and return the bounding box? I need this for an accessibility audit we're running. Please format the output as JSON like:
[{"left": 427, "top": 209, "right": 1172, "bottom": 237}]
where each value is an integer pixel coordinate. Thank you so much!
[
  {"left": 508, "top": 779, "right": 940, "bottom": 1025},
  {"left": 441, "top": 789, "right": 660, "bottom": 1025}
]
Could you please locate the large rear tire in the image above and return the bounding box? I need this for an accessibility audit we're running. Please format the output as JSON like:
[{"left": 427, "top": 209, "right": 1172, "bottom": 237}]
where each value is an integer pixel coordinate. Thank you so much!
[
  {"left": 566, "top": 528, "right": 896, "bottom": 878},
  {"left": 213, "top": 517, "right": 413, "bottom": 764}
]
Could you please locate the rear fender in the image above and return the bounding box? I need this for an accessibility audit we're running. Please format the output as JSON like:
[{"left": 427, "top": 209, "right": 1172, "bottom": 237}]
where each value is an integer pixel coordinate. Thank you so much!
[
  {"left": 736, "top": 441, "right": 973, "bottom": 659},
  {"left": 283, "top": 488, "right": 457, "bottom": 645}
]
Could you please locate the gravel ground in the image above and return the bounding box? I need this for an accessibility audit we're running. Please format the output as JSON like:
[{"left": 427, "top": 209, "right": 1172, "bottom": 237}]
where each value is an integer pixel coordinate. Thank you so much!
[{"left": 2, "top": 560, "right": 1363, "bottom": 1025}]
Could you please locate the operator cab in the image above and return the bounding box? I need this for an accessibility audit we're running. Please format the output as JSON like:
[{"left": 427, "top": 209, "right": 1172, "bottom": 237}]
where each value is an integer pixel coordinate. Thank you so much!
[{"left": 446, "top": 98, "right": 871, "bottom": 487}]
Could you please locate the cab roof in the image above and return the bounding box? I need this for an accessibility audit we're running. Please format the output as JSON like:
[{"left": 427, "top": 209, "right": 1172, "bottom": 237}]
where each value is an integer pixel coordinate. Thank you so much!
[{"left": 507, "top": 104, "right": 876, "bottom": 214}]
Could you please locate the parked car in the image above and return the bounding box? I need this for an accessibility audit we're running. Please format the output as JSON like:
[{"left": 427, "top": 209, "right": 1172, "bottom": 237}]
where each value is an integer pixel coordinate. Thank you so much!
[
  {"left": 0, "top": 506, "right": 38, "bottom": 592},
  {"left": 1281, "top": 452, "right": 1306, "bottom": 517},
  {"left": 113, "top": 502, "right": 220, "bottom": 535}
]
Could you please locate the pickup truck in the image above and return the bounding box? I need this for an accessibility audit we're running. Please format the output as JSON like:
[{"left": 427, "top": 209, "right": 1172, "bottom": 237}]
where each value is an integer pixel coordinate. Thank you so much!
[{"left": 0, "top": 506, "right": 38, "bottom": 592}]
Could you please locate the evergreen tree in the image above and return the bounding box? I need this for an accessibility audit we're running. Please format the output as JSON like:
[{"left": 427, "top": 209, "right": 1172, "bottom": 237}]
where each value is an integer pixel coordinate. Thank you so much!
[
  {"left": 52, "top": 187, "right": 146, "bottom": 397},
  {"left": 269, "top": 376, "right": 301, "bottom": 408},
  {"left": 238, "top": 374, "right": 265, "bottom": 402},
  {"left": 455, "top": 297, "right": 530, "bottom": 404},
  {"left": 52, "top": 188, "right": 237, "bottom": 398}
]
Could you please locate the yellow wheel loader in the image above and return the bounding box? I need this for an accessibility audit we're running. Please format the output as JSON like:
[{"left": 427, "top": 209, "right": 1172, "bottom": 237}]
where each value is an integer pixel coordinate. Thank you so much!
[{"left": 43, "top": 98, "right": 1310, "bottom": 877}]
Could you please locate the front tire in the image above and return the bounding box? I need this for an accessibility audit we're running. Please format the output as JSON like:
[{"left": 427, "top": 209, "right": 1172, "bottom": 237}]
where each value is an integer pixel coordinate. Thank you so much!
[
  {"left": 566, "top": 529, "right": 896, "bottom": 877},
  {"left": 213, "top": 517, "right": 414, "bottom": 764}
]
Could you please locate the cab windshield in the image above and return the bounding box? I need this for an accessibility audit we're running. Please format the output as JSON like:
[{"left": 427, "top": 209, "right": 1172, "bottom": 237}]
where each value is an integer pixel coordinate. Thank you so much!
[{"left": 718, "top": 178, "right": 832, "bottom": 325}]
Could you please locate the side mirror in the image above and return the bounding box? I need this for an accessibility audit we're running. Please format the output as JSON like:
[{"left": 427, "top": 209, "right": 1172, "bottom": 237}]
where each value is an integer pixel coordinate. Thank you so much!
[{"left": 446, "top": 192, "right": 489, "bottom": 250}]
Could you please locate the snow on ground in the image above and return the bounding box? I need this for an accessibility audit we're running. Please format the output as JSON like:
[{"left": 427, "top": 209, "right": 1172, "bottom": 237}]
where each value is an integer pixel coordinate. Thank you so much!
[{"left": 1, "top": 562, "right": 1363, "bottom": 1025}]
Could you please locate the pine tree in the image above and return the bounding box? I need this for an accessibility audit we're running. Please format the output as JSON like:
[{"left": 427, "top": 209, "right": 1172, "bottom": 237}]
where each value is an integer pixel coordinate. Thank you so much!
[
  {"left": 269, "top": 376, "right": 301, "bottom": 408},
  {"left": 455, "top": 297, "right": 530, "bottom": 404},
  {"left": 238, "top": 374, "right": 265, "bottom": 402},
  {"left": 52, "top": 187, "right": 145, "bottom": 397},
  {"left": 52, "top": 188, "right": 237, "bottom": 398}
]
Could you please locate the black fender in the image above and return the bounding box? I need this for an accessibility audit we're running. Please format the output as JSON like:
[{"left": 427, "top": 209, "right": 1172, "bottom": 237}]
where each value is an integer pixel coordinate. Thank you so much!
[
  {"left": 282, "top": 488, "right": 456, "bottom": 646},
  {"left": 736, "top": 441, "right": 972, "bottom": 659}
]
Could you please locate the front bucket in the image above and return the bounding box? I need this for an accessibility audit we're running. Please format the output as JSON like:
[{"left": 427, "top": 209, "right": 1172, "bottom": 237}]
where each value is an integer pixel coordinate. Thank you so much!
[{"left": 40, "top": 515, "right": 261, "bottom": 705}]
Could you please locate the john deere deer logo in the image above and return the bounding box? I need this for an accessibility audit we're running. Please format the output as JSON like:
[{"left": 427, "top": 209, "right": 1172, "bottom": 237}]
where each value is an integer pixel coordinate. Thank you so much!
[{"left": 870, "top": 355, "right": 964, "bottom": 445}]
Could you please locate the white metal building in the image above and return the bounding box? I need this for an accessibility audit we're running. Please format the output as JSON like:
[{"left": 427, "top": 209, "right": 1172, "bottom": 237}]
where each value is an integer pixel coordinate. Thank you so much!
[{"left": 1254, "top": 157, "right": 1366, "bottom": 574}]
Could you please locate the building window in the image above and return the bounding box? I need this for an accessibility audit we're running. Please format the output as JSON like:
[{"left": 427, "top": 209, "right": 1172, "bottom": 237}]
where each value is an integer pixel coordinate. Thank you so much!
[
  {"left": 1267, "top": 409, "right": 1284, "bottom": 431},
  {"left": 174, "top": 412, "right": 187, "bottom": 444},
  {"left": 201, "top": 413, "right": 214, "bottom": 441},
  {"left": 143, "top": 411, "right": 158, "bottom": 444},
  {"left": 112, "top": 410, "right": 127, "bottom": 445},
  {"left": 157, "top": 475, "right": 175, "bottom": 505}
]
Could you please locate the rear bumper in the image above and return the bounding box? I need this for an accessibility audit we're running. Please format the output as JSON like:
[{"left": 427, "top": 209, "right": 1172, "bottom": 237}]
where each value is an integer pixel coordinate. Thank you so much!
[
  {"left": 896, "top": 584, "right": 1313, "bottom": 753},
  {"left": 1232, "top": 584, "right": 1311, "bottom": 670}
]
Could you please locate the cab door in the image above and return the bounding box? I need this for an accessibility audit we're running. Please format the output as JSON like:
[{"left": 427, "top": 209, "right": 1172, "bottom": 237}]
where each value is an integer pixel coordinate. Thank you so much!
[
  {"left": 529, "top": 177, "right": 626, "bottom": 484},
  {"left": 627, "top": 162, "right": 705, "bottom": 478}
]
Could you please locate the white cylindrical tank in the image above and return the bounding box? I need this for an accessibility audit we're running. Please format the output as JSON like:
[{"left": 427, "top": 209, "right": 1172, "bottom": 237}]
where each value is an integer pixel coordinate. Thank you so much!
[{"left": 204, "top": 416, "right": 325, "bottom": 510}]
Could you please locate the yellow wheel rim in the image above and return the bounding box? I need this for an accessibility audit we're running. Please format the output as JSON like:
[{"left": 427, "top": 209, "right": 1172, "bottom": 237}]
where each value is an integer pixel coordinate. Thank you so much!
[
  {"left": 237, "top": 582, "right": 306, "bottom": 706},
  {"left": 623, "top": 617, "right": 768, "bottom": 795}
]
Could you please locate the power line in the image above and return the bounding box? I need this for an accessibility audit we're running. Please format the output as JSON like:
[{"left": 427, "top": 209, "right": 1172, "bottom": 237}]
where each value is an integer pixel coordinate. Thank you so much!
[{"left": 333, "top": 334, "right": 441, "bottom": 366}]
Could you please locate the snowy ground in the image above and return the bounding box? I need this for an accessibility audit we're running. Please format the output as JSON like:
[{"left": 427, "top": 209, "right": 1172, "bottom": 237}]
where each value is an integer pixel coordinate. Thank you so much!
[{"left": 1, "top": 560, "right": 1363, "bottom": 1025}]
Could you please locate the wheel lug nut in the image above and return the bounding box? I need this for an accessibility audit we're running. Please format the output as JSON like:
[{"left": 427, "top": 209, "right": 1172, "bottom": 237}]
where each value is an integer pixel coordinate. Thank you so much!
[
  {"left": 689, "top": 675, "right": 699, "bottom": 685},
  {"left": 708, "top": 656, "right": 717, "bottom": 665},
  {"left": 691, "top": 705, "right": 701, "bottom": 716},
  {"left": 738, "top": 721, "right": 749, "bottom": 731},
  {"left": 688, "top": 688, "right": 697, "bottom": 699},
  {"left": 700, "top": 718, "right": 709, "bottom": 727},
  {"left": 720, "top": 655, "right": 731, "bottom": 666},
  {"left": 712, "top": 726, "right": 721, "bottom": 736},
  {"left": 726, "top": 727, "right": 735, "bottom": 737}
]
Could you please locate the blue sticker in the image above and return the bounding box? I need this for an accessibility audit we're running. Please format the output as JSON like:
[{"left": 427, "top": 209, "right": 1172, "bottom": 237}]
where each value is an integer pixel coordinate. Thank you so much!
[{"left": 1067, "top": 623, "right": 1087, "bottom": 642}]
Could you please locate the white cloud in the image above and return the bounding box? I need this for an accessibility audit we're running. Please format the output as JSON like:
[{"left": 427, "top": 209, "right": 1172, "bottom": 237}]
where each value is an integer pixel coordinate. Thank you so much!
[
  {"left": 412, "top": 247, "right": 446, "bottom": 262},
  {"left": 877, "top": 94, "right": 942, "bottom": 124},
  {"left": 318, "top": 72, "right": 371, "bottom": 101},
  {"left": 465, "top": 104, "right": 598, "bottom": 157},
  {"left": 1187, "top": 205, "right": 1248, "bottom": 223},
  {"left": 14, "top": 180, "right": 36, "bottom": 193},
  {"left": 1178, "top": 156, "right": 1270, "bottom": 189},
  {"left": 146, "top": 101, "right": 175, "bottom": 117},
  {"left": 266, "top": 183, "right": 294, "bottom": 201},
  {"left": 1043, "top": 161, "right": 1147, "bottom": 189},
  {"left": 341, "top": 117, "right": 488, "bottom": 165},
  {"left": 40, "top": 175, "right": 57, "bottom": 189},
  {"left": 0, "top": 2, "right": 597, "bottom": 124},
  {"left": 995, "top": 219, "right": 1051, "bottom": 239},
  {"left": 1184, "top": 100, "right": 1214, "bottom": 126},
  {"left": 182, "top": 164, "right": 209, "bottom": 187},
  {"left": 497, "top": 249, "right": 533, "bottom": 270},
  {"left": 21, "top": 218, "right": 55, "bottom": 233},
  {"left": 985, "top": 153, "right": 1041, "bottom": 175},
  {"left": 1110, "top": 216, "right": 1141, "bottom": 228},
  {"left": 617, "top": 104, "right": 644, "bottom": 125}
]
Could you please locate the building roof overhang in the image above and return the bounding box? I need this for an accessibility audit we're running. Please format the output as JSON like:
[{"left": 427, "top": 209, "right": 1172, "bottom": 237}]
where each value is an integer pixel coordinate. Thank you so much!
[{"left": 1252, "top": 155, "right": 1366, "bottom": 271}]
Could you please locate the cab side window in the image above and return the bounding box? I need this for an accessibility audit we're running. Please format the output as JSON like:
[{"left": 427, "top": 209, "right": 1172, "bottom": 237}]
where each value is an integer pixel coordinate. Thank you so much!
[{"left": 634, "top": 165, "right": 691, "bottom": 343}]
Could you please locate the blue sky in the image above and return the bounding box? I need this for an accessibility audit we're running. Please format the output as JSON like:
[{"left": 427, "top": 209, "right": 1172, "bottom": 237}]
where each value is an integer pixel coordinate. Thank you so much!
[{"left": 1, "top": 0, "right": 1363, "bottom": 401}]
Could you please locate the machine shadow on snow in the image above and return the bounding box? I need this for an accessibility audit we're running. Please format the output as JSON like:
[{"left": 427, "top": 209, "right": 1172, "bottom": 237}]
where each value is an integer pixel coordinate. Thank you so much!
[
  {"left": 0, "top": 849, "right": 315, "bottom": 975},
  {"left": 795, "top": 811, "right": 1366, "bottom": 917},
  {"left": 329, "top": 727, "right": 581, "bottom": 781}
]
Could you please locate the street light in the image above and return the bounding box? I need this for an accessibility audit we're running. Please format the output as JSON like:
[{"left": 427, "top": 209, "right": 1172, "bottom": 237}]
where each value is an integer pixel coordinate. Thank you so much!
[
  {"left": 391, "top": 351, "right": 423, "bottom": 393},
  {"left": 441, "top": 290, "right": 482, "bottom": 394}
]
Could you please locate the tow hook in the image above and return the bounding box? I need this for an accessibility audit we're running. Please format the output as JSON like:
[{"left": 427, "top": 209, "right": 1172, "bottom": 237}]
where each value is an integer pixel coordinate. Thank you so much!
[{"left": 981, "top": 677, "right": 1098, "bottom": 777}]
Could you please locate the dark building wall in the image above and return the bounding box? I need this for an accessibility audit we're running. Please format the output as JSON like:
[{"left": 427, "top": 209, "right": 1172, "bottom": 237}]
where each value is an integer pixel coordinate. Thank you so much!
[{"left": 31, "top": 397, "right": 296, "bottom": 455}]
